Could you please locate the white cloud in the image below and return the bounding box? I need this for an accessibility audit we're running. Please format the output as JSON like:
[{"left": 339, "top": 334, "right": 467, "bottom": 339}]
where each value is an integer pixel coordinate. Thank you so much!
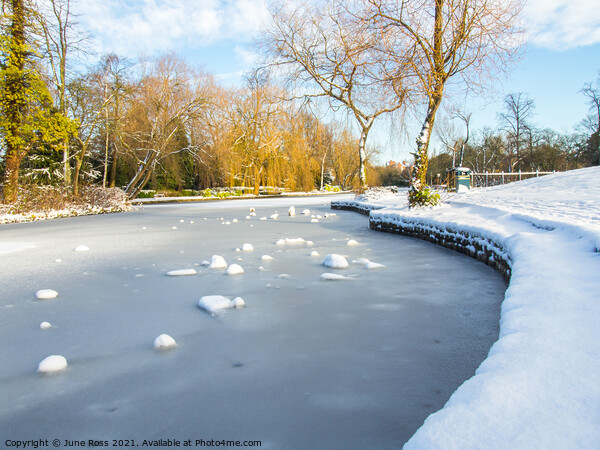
[
  {"left": 74, "top": 0, "right": 268, "bottom": 58},
  {"left": 524, "top": 0, "right": 600, "bottom": 50}
]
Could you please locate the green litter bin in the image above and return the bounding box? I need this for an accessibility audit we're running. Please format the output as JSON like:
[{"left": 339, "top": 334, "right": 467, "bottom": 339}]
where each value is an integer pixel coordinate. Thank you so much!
[{"left": 454, "top": 167, "right": 471, "bottom": 192}]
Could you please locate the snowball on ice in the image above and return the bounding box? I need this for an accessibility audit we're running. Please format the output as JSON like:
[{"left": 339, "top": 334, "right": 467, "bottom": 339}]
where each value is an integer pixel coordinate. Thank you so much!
[
  {"left": 246, "top": 216, "right": 251, "bottom": 220},
  {"left": 37, "top": 355, "right": 67, "bottom": 374},
  {"left": 306, "top": 240, "right": 314, "bottom": 246},
  {"left": 322, "top": 254, "right": 349, "bottom": 269},
  {"left": 288, "top": 206, "right": 296, "bottom": 216},
  {"left": 270, "top": 213, "right": 279, "bottom": 220},
  {"left": 166, "top": 269, "right": 197, "bottom": 276},
  {"left": 352, "top": 257, "right": 370, "bottom": 265},
  {"left": 346, "top": 239, "right": 360, "bottom": 246},
  {"left": 232, "top": 219, "right": 238, "bottom": 223},
  {"left": 153, "top": 334, "right": 177, "bottom": 351},
  {"left": 200, "top": 260, "right": 210, "bottom": 266},
  {"left": 310, "top": 250, "right": 320, "bottom": 257},
  {"left": 249, "top": 212, "right": 257, "bottom": 217},
  {"left": 74, "top": 245, "right": 89, "bottom": 252},
  {"left": 366, "top": 261, "right": 386, "bottom": 269},
  {"left": 208, "top": 255, "right": 228, "bottom": 269},
  {"left": 231, "top": 297, "right": 245, "bottom": 308},
  {"left": 320, "top": 273, "right": 353, "bottom": 281},
  {"left": 226, "top": 264, "right": 244, "bottom": 275},
  {"left": 277, "top": 274, "right": 291, "bottom": 279},
  {"left": 302, "top": 209, "right": 310, "bottom": 215},
  {"left": 179, "top": 219, "right": 184, "bottom": 223},
  {"left": 311, "top": 219, "right": 319, "bottom": 223},
  {"left": 260, "top": 217, "right": 267, "bottom": 221},
  {"left": 172, "top": 226, "right": 178, "bottom": 230},
  {"left": 261, "top": 255, "right": 274, "bottom": 261},
  {"left": 35, "top": 289, "right": 58, "bottom": 300},
  {"left": 40, "top": 321, "right": 53, "bottom": 330},
  {"left": 242, "top": 243, "right": 254, "bottom": 252}
]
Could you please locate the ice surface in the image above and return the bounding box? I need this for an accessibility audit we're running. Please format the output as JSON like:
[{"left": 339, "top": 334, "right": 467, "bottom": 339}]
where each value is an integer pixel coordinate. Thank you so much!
[
  {"left": 35, "top": 289, "right": 58, "bottom": 300},
  {"left": 153, "top": 334, "right": 177, "bottom": 351},
  {"left": 166, "top": 269, "right": 197, "bottom": 277},
  {"left": 0, "top": 242, "right": 35, "bottom": 255},
  {"left": 322, "top": 254, "right": 349, "bottom": 269},
  {"left": 226, "top": 264, "right": 244, "bottom": 275},
  {"left": 37, "top": 355, "right": 67, "bottom": 374},
  {"left": 208, "top": 255, "right": 227, "bottom": 269}
]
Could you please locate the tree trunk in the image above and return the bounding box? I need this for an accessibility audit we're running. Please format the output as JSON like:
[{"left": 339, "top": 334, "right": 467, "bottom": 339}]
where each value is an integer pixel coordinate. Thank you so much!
[
  {"left": 126, "top": 150, "right": 158, "bottom": 198},
  {"left": 109, "top": 145, "right": 118, "bottom": 187},
  {"left": 357, "top": 117, "right": 374, "bottom": 189}
]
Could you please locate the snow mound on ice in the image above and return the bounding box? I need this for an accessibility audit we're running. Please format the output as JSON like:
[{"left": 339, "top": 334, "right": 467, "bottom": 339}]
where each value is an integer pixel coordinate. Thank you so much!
[
  {"left": 208, "top": 255, "right": 227, "bottom": 269},
  {"left": 166, "top": 269, "right": 197, "bottom": 276},
  {"left": 74, "top": 245, "right": 89, "bottom": 252},
  {"left": 321, "top": 273, "right": 353, "bottom": 281},
  {"left": 277, "top": 274, "right": 291, "bottom": 279},
  {"left": 346, "top": 239, "right": 360, "bottom": 246},
  {"left": 310, "top": 250, "right": 320, "bottom": 257},
  {"left": 352, "top": 257, "right": 370, "bottom": 265},
  {"left": 226, "top": 264, "right": 244, "bottom": 275},
  {"left": 40, "top": 321, "right": 53, "bottom": 330},
  {"left": 301, "top": 209, "right": 311, "bottom": 215},
  {"left": 242, "top": 243, "right": 254, "bottom": 252},
  {"left": 261, "top": 255, "right": 274, "bottom": 261},
  {"left": 153, "top": 334, "right": 177, "bottom": 351},
  {"left": 288, "top": 206, "right": 296, "bottom": 216},
  {"left": 366, "top": 261, "right": 386, "bottom": 269},
  {"left": 38, "top": 355, "right": 67, "bottom": 374},
  {"left": 311, "top": 219, "right": 319, "bottom": 223},
  {"left": 270, "top": 213, "right": 279, "bottom": 220},
  {"left": 231, "top": 297, "right": 245, "bottom": 308},
  {"left": 322, "top": 254, "right": 349, "bottom": 269},
  {"left": 36, "top": 289, "right": 58, "bottom": 300},
  {"left": 276, "top": 237, "right": 306, "bottom": 246}
]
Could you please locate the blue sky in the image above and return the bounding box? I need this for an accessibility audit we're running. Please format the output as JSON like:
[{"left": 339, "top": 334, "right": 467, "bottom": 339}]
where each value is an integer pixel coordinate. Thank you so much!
[{"left": 73, "top": 0, "right": 600, "bottom": 164}]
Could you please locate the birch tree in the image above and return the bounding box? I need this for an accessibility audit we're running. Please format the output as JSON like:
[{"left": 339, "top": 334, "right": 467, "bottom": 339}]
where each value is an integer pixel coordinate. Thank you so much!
[{"left": 368, "top": 0, "right": 524, "bottom": 205}]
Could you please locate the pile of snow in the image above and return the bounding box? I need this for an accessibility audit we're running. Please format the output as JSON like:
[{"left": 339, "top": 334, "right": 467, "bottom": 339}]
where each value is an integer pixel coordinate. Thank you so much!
[
  {"left": 166, "top": 269, "right": 197, "bottom": 276},
  {"left": 261, "top": 255, "right": 274, "bottom": 261},
  {"left": 40, "top": 321, "right": 53, "bottom": 330},
  {"left": 346, "top": 239, "right": 360, "bottom": 246},
  {"left": 241, "top": 243, "right": 254, "bottom": 252},
  {"left": 352, "top": 257, "right": 370, "bottom": 265},
  {"left": 301, "top": 209, "right": 311, "bottom": 215},
  {"left": 226, "top": 264, "right": 244, "bottom": 275},
  {"left": 153, "top": 334, "right": 177, "bottom": 351},
  {"left": 336, "top": 167, "right": 600, "bottom": 449},
  {"left": 288, "top": 206, "right": 296, "bottom": 216},
  {"left": 276, "top": 237, "right": 307, "bottom": 246},
  {"left": 365, "top": 261, "right": 385, "bottom": 269},
  {"left": 320, "top": 273, "right": 353, "bottom": 281},
  {"left": 322, "top": 254, "right": 349, "bottom": 269},
  {"left": 270, "top": 213, "right": 279, "bottom": 220},
  {"left": 37, "top": 355, "right": 67, "bottom": 374},
  {"left": 198, "top": 295, "right": 245, "bottom": 314},
  {"left": 35, "top": 289, "right": 58, "bottom": 300},
  {"left": 208, "top": 255, "right": 228, "bottom": 269},
  {"left": 74, "top": 245, "right": 89, "bottom": 252},
  {"left": 310, "top": 250, "right": 320, "bottom": 257}
]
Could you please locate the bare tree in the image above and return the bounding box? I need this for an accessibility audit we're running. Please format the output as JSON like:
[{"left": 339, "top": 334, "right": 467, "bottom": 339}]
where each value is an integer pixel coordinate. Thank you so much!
[
  {"left": 499, "top": 92, "right": 535, "bottom": 171},
  {"left": 367, "top": 0, "right": 524, "bottom": 205},
  {"left": 262, "top": 0, "right": 407, "bottom": 188},
  {"left": 580, "top": 73, "right": 600, "bottom": 164}
]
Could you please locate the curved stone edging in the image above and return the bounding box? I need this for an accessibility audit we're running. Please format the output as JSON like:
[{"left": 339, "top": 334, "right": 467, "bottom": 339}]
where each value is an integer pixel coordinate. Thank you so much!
[{"left": 332, "top": 202, "right": 512, "bottom": 282}]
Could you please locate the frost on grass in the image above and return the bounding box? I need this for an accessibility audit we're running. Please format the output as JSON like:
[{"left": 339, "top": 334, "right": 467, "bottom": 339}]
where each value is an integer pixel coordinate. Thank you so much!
[
  {"left": 242, "top": 243, "right": 254, "bottom": 252},
  {"left": 37, "top": 355, "right": 67, "bottom": 374},
  {"left": 198, "top": 295, "right": 245, "bottom": 314},
  {"left": 74, "top": 245, "right": 89, "bottom": 252},
  {"left": 320, "top": 273, "right": 353, "bottom": 281},
  {"left": 322, "top": 254, "right": 349, "bottom": 269},
  {"left": 226, "top": 264, "right": 244, "bottom": 275},
  {"left": 346, "top": 239, "right": 360, "bottom": 246},
  {"left": 36, "top": 289, "right": 58, "bottom": 300},
  {"left": 208, "top": 255, "right": 228, "bottom": 269},
  {"left": 153, "top": 334, "right": 177, "bottom": 351},
  {"left": 166, "top": 269, "right": 198, "bottom": 277}
]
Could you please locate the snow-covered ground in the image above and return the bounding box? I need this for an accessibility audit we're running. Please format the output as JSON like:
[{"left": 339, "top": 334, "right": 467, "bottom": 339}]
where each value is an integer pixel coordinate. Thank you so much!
[
  {"left": 334, "top": 166, "right": 600, "bottom": 449},
  {"left": 0, "top": 195, "right": 506, "bottom": 447}
]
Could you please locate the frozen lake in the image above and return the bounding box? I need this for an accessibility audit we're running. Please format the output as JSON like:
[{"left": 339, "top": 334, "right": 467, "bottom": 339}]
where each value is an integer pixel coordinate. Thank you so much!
[{"left": 0, "top": 196, "right": 506, "bottom": 448}]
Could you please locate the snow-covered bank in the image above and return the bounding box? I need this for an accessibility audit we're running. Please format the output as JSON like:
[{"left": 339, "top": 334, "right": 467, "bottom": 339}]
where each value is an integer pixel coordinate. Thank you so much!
[{"left": 333, "top": 166, "right": 600, "bottom": 448}]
